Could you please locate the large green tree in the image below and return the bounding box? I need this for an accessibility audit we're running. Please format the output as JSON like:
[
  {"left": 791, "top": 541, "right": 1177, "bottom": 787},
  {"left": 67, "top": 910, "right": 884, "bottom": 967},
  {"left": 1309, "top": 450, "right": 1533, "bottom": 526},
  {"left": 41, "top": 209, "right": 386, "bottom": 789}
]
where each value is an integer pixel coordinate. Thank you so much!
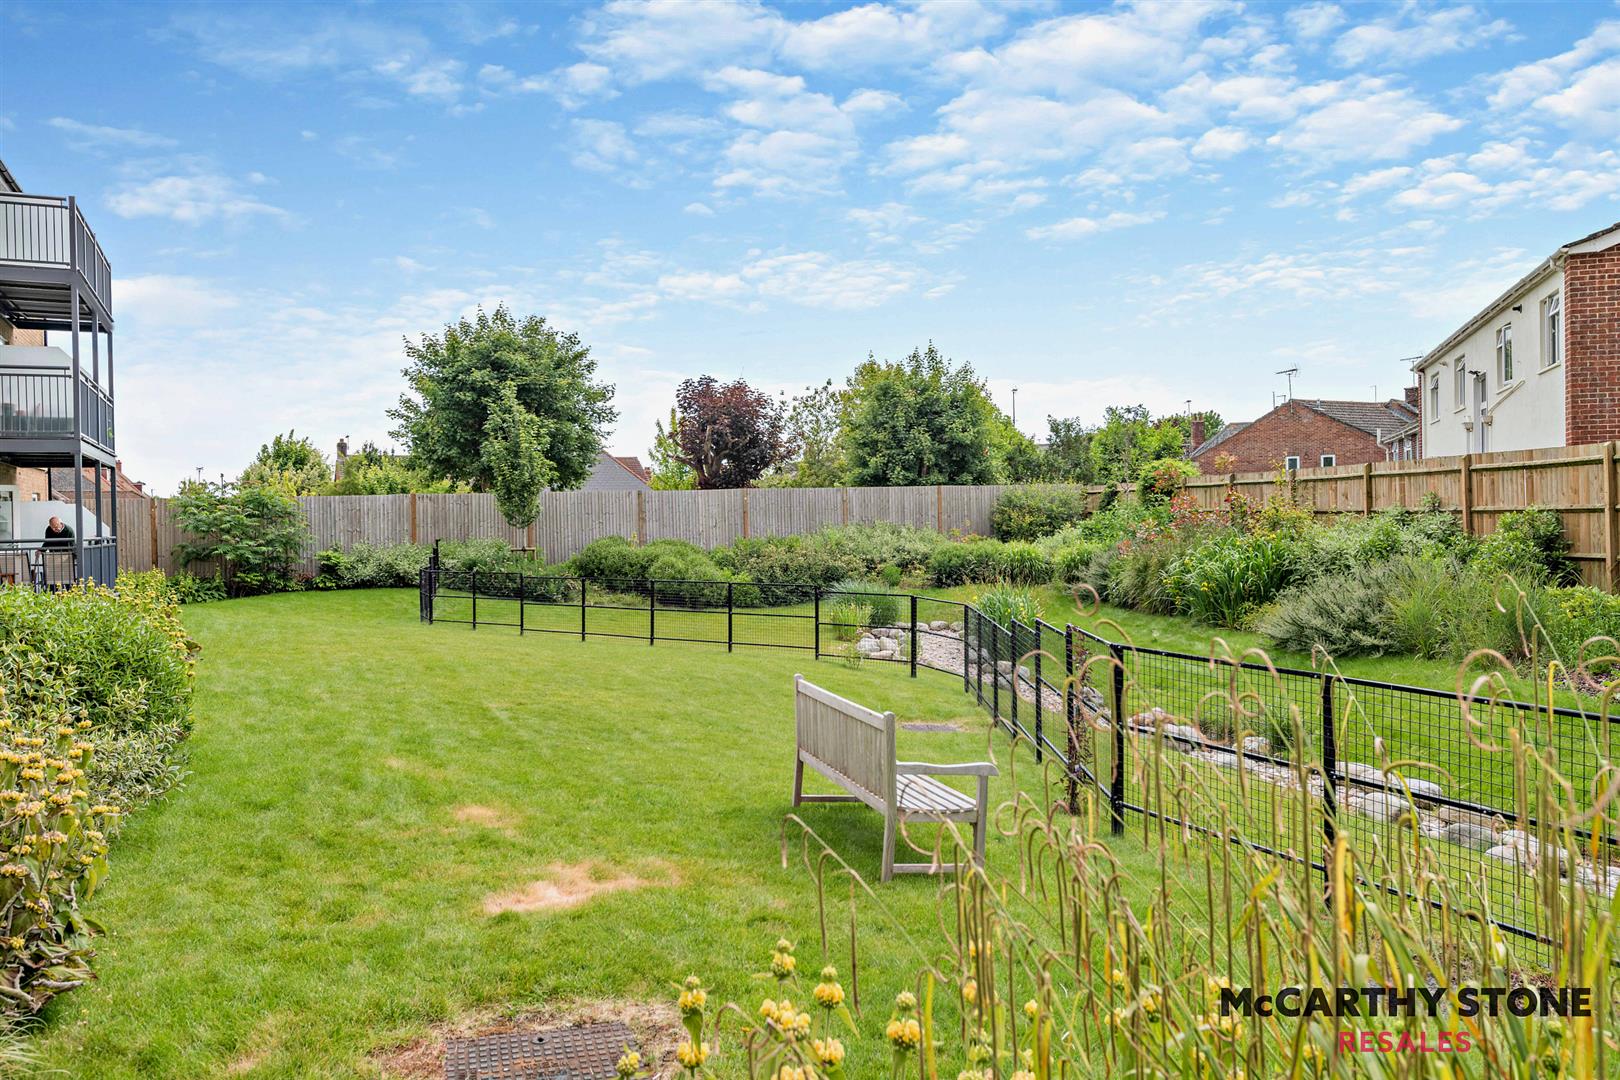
[
  {"left": 387, "top": 306, "right": 615, "bottom": 493},
  {"left": 1088, "top": 405, "right": 1189, "bottom": 487},
  {"left": 647, "top": 409, "right": 696, "bottom": 490},
  {"left": 1043, "top": 416, "right": 1096, "bottom": 483},
  {"left": 237, "top": 431, "right": 331, "bottom": 495},
  {"left": 762, "top": 380, "right": 847, "bottom": 488},
  {"left": 841, "top": 343, "right": 996, "bottom": 486}
]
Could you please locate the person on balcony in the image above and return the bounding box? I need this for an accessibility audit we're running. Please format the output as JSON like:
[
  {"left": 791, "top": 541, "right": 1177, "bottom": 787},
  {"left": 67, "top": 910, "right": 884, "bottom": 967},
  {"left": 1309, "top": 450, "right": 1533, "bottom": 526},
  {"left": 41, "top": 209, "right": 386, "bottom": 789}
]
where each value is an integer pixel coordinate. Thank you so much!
[{"left": 42, "top": 516, "right": 73, "bottom": 548}]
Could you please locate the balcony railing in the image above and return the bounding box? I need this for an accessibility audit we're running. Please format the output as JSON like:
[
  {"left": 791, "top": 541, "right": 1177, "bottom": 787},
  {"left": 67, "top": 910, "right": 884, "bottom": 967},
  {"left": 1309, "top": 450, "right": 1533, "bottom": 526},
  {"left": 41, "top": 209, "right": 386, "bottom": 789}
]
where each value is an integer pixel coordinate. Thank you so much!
[
  {"left": 0, "top": 193, "right": 113, "bottom": 315},
  {"left": 0, "top": 367, "right": 114, "bottom": 451},
  {"left": 0, "top": 537, "right": 117, "bottom": 589}
]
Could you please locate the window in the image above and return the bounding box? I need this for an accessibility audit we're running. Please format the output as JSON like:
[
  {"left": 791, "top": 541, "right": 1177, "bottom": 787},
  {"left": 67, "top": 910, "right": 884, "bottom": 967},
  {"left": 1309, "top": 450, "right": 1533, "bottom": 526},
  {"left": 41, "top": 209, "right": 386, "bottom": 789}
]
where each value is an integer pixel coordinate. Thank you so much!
[
  {"left": 1429, "top": 372, "right": 1439, "bottom": 420},
  {"left": 1496, "top": 323, "right": 1513, "bottom": 382},
  {"left": 1453, "top": 358, "right": 1466, "bottom": 408},
  {"left": 1541, "top": 291, "right": 1561, "bottom": 368},
  {"left": 1284, "top": 455, "right": 1301, "bottom": 470},
  {"left": 1320, "top": 454, "right": 1336, "bottom": 467}
]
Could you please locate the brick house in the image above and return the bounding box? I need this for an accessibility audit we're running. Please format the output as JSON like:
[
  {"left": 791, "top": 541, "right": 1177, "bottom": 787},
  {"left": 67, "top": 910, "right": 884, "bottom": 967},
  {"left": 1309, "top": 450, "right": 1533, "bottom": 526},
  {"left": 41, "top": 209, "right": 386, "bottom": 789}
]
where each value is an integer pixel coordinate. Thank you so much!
[
  {"left": 1190, "top": 397, "right": 1420, "bottom": 474},
  {"left": 1412, "top": 220, "right": 1620, "bottom": 455}
]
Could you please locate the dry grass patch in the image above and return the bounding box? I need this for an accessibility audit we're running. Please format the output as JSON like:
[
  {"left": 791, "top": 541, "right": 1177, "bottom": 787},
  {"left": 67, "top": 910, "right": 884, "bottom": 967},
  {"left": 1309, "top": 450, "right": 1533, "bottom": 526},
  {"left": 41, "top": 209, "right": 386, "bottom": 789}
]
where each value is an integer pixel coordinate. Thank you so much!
[
  {"left": 371, "top": 999, "right": 682, "bottom": 1079},
  {"left": 452, "top": 804, "right": 518, "bottom": 832},
  {"left": 481, "top": 860, "right": 675, "bottom": 916}
]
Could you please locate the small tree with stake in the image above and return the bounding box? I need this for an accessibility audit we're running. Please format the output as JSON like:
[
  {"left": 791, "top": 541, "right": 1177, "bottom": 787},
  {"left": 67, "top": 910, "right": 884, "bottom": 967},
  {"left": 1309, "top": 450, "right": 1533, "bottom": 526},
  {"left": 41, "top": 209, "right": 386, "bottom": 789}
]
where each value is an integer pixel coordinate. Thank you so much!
[
  {"left": 672, "top": 376, "right": 791, "bottom": 489},
  {"left": 481, "top": 383, "right": 553, "bottom": 529}
]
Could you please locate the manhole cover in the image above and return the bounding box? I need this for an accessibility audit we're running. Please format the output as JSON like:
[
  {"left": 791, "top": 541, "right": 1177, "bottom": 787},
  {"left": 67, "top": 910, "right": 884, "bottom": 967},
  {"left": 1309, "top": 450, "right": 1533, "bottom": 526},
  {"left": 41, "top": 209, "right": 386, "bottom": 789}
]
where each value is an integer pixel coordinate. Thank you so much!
[
  {"left": 444, "top": 1021, "right": 637, "bottom": 1080},
  {"left": 901, "top": 722, "right": 962, "bottom": 733}
]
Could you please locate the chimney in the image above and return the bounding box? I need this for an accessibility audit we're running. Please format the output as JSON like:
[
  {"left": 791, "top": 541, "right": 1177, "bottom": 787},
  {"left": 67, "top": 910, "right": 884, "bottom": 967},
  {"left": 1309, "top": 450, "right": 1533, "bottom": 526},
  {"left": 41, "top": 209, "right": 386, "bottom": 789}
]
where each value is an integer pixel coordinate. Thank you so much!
[
  {"left": 1404, "top": 385, "right": 1419, "bottom": 408},
  {"left": 1188, "top": 417, "right": 1206, "bottom": 452},
  {"left": 335, "top": 437, "right": 350, "bottom": 482}
]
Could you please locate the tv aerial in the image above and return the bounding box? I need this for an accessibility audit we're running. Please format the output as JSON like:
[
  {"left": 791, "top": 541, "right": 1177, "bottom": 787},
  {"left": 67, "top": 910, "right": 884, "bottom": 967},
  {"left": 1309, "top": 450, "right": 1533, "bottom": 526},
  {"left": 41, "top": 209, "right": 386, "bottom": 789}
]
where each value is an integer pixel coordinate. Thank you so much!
[{"left": 1275, "top": 367, "right": 1299, "bottom": 401}]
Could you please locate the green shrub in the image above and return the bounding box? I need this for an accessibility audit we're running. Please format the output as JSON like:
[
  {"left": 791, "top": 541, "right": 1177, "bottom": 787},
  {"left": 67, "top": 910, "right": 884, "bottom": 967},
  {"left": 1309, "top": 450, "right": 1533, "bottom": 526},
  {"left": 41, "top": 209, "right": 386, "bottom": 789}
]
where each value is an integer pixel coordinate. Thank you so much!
[
  {"left": 990, "top": 487, "right": 1092, "bottom": 541},
  {"left": 1053, "top": 540, "right": 1105, "bottom": 584},
  {"left": 170, "top": 482, "right": 309, "bottom": 596},
  {"left": 929, "top": 539, "right": 1003, "bottom": 586},
  {"left": 1547, "top": 586, "right": 1620, "bottom": 674},
  {"left": 645, "top": 549, "right": 741, "bottom": 607},
  {"left": 1257, "top": 563, "right": 1399, "bottom": 659},
  {"left": 1137, "top": 457, "right": 1198, "bottom": 505},
  {"left": 316, "top": 541, "right": 432, "bottom": 588},
  {"left": 1106, "top": 538, "right": 1186, "bottom": 614},
  {"left": 824, "top": 598, "right": 872, "bottom": 642},
  {"left": 570, "top": 536, "right": 656, "bottom": 580},
  {"left": 716, "top": 536, "right": 853, "bottom": 588},
  {"left": 166, "top": 571, "right": 227, "bottom": 603},
  {"left": 826, "top": 578, "right": 902, "bottom": 628},
  {"left": 970, "top": 583, "right": 1044, "bottom": 629},
  {"left": 438, "top": 538, "right": 532, "bottom": 574},
  {"left": 993, "top": 541, "right": 1053, "bottom": 585},
  {"left": 808, "top": 523, "right": 944, "bottom": 576},
  {"left": 1473, "top": 507, "right": 1575, "bottom": 585},
  {"left": 3, "top": 578, "right": 194, "bottom": 810},
  {"left": 1165, "top": 532, "right": 1300, "bottom": 627},
  {"left": 878, "top": 563, "right": 903, "bottom": 588}
]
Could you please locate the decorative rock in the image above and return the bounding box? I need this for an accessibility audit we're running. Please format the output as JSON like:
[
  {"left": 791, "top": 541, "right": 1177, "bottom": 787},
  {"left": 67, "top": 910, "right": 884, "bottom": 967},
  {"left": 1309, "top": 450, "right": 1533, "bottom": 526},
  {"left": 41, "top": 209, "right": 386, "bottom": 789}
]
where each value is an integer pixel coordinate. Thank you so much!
[
  {"left": 1484, "top": 844, "right": 1531, "bottom": 867},
  {"left": 1240, "top": 736, "right": 1269, "bottom": 755},
  {"left": 996, "top": 660, "right": 1014, "bottom": 676},
  {"left": 1436, "top": 805, "right": 1501, "bottom": 829},
  {"left": 1577, "top": 864, "right": 1620, "bottom": 898},
  {"left": 950, "top": 621, "right": 963, "bottom": 632},
  {"left": 1192, "top": 748, "right": 1238, "bottom": 769},
  {"left": 1349, "top": 791, "right": 1408, "bottom": 821},
  {"left": 1161, "top": 723, "right": 1201, "bottom": 745},
  {"left": 1442, "top": 823, "right": 1497, "bottom": 851},
  {"left": 856, "top": 636, "right": 883, "bottom": 656},
  {"left": 1341, "top": 762, "right": 1443, "bottom": 800},
  {"left": 1079, "top": 687, "right": 1105, "bottom": 712},
  {"left": 929, "top": 620, "right": 950, "bottom": 631}
]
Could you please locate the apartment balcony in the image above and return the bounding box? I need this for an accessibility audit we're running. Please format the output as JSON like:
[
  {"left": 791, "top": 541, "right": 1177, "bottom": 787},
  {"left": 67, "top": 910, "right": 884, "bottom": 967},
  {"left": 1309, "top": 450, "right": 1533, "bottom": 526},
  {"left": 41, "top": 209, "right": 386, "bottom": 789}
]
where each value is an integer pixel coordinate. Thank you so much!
[
  {"left": 0, "top": 192, "right": 112, "bottom": 327},
  {"left": 0, "top": 345, "right": 114, "bottom": 465},
  {"left": 0, "top": 537, "right": 116, "bottom": 590}
]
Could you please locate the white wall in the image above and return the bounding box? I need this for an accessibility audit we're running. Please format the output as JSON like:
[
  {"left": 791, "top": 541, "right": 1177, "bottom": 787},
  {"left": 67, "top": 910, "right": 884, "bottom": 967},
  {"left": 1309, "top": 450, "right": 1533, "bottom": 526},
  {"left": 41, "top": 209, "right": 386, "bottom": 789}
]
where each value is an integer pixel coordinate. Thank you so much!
[
  {"left": 1417, "top": 266, "right": 1566, "bottom": 456},
  {"left": 15, "top": 500, "right": 108, "bottom": 544}
]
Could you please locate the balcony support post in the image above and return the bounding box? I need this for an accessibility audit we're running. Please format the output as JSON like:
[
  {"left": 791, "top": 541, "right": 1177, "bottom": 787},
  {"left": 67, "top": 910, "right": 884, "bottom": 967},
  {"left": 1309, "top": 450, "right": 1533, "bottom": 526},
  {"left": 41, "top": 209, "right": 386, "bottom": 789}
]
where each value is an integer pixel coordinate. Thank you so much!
[{"left": 69, "top": 278, "right": 85, "bottom": 584}]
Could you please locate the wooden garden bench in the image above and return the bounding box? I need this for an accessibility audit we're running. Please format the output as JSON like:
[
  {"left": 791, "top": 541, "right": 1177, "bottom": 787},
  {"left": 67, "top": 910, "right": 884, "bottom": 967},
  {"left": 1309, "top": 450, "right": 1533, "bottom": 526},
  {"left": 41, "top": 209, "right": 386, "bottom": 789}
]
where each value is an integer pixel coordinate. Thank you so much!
[{"left": 791, "top": 674, "right": 997, "bottom": 881}]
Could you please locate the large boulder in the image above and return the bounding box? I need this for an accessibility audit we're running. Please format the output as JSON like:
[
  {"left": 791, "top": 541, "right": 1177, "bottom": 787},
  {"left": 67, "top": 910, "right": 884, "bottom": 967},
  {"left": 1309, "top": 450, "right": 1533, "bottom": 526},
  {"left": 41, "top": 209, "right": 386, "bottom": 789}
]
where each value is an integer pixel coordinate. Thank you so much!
[
  {"left": 1341, "top": 762, "right": 1443, "bottom": 800},
  {"left": 1442, "top": 823, "right": 1497, "bottom": 851}
]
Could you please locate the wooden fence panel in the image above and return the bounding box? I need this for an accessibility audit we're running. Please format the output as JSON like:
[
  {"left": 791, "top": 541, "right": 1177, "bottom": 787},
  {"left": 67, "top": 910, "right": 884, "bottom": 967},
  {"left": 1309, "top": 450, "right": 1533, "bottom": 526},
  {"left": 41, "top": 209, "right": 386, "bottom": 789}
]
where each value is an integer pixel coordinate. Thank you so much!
[
  {"left": 534, "top": 491, "right": 639, "bottom": 562},
  {"left": 848, "top": 486, "right": 935, "bottom": 529},
  {"left": 1470, "top": 444, "right": 1610, "bottom": 586},
  {"left": 115, "top": 497, "right": 154, "bottom": 573},
  {"left": 644, "top": 489, "right": 744, "bottom": 548},
  {"left": 415, "top": 494, "right": 526, "bottom": 549},
  {"left": 747, "top": 488, "right": 844, "bottom": 538}
]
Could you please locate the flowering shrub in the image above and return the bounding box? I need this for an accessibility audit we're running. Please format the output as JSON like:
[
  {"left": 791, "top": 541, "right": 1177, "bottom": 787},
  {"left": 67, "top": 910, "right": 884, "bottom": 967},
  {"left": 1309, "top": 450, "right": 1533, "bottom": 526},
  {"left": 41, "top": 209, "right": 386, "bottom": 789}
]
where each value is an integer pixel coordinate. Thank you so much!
[
  {"left": 1165, "top": 532, "right": 1300, "bottom": 628},
  {"left": 0, "top": 580, "right": 194, "bottom": 809},
  {"left": 0, "top": 675, "right": 118, "bottom": 1015},
  {"left": 1136, "top": 457, "right": 1197, "bottom": 505},
  {"left": 989, "top": 487, "right": 1091, "bottom": 541}
]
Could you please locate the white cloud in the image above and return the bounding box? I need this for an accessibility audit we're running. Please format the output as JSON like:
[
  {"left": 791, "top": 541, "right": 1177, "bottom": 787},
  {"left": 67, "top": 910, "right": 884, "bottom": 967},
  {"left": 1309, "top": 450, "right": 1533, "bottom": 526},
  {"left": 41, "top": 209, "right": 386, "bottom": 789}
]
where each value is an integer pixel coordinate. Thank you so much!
[
  {"left": 1332, "top": 5, "right": 1514, "bottom": 68},
  {"left": 841, "top": 88, "right": 906, "bottom": 118},
  {"left": 47, "top": 117, "right": 176, "bottom": 149},
  {"left": 780, "top": 2, "right": 1007, "bottom": 71},
  {"left": 106, "top": 167, "right": 288, "bottom": 224},
  {"left": 1191, "top": 126, "right": 1253, "bottom": 159},
  {"left": 1537, "top": 56, "right": 1620, "bottom": 136},
  {"left": 1488, "top": 19, "right": 1620, "bottom": 121},
  {"left": 847, "top": 201, "right": 923, "bottom": 244},
  {"left": 1286, "top": 4, "right": 1345, "bottom": 41},
  {"left": 683, "top": 201, "right": 715, "bottom": 217},
  {"left": 742, "top": 251, "right": 926, "bottom": 309},
  {"left": 115, "top": 274, "right": 242, "bottom": 325},
  {"left": 569, "top": 119, "right": 644, "bottom": 182},
  {"left": 578, "top": 0, "right": 784, "bottom": 83},
  {"left": 1265, "top": 79, "right": 1461, "bottom": 165},
  {"left": 1025, "top": 210, "right": 1163, "bottom": 242}
]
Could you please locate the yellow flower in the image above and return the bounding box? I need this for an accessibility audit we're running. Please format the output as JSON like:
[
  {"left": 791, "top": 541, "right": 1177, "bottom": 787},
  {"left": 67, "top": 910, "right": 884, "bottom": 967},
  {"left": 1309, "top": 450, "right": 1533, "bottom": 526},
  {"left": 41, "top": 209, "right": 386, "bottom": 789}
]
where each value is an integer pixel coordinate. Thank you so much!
[
  {"left": 960, "top": 978, "right": 978, "bottom": 1005},
  {"left": 770, "top": 1067, "right": 809, "bottom": 1080},
  {"left": 813, "top": 978, "right": 845, "bottom": 1009},
  {"left": 885, "top": 1017, "right": 921, "bottom": 1050},
  {"left": 0, "top": 865, "right": 26, "bottom": 879},
  {"left": 1012, "top": 1072, "right": 1036, "bottom": 1080},
  {"left": 675, "top": 1040, "right": 707, "bottom": 1069},
  {"left": 678, "top": 987, "right": 707, "bottom": 1016},
  {"left": 759, "top": 998, "right": 779, "bottom": 1021},
  {"left": 615, "top": 1050, "right": 641, "bottom": 1078},
  {"left": 895, "top": 990, "right": 917, "bottom": 1013},
  {"left": 811, "top": 1038, "right": 845, "bottom": 1067},
  {"left": 1022, "top": 999, "right": 1039, "bottom": 1020},
  {"left": 1109, "top": 967, "right": 1127, "bottom": 988},
  {"left": 770, "top": 951, "right": 797, "bottom": 978}
]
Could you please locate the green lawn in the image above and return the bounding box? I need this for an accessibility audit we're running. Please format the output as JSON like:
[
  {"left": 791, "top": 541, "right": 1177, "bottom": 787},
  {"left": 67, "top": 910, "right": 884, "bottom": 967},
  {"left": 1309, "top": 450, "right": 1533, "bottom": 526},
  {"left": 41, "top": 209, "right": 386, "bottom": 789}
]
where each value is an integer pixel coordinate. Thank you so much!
[{"left": 34, "top": 588, "right": 1184, "bottom": 1079}]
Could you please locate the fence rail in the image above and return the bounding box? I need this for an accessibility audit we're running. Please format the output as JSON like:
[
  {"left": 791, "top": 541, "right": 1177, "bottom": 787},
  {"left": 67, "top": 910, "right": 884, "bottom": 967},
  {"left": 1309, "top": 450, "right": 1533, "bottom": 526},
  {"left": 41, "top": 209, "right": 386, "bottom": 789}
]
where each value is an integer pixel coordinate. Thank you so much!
[{"left": 420, "top": 567, "right": 1619, "bottom": 966}]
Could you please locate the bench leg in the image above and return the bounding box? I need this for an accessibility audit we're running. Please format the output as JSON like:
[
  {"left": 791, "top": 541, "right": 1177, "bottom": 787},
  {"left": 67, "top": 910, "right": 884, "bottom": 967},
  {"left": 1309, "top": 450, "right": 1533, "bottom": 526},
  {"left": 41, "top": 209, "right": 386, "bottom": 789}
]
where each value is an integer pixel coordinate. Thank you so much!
[
  {"left": 792, "top": 758, "right": 805, "bottom": 807},
  {"left": 973, "top": 775, "right": 990, "bottom": 865},
  {"left": 881, "top": 809, "right": 897, "bottom": 883}
]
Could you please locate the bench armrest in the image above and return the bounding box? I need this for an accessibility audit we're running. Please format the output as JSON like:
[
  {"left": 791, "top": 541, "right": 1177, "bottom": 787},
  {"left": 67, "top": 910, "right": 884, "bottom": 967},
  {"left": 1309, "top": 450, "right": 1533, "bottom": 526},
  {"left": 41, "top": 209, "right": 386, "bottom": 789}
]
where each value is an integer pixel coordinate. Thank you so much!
[{"left": 895, "top": 760, "right": 999, "bottom": 778}]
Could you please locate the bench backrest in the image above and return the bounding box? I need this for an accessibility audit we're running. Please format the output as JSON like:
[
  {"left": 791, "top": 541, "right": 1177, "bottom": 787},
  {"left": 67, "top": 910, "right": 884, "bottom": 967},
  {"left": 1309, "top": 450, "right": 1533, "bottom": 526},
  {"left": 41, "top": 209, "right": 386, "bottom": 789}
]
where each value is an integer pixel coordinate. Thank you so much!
[{"left": 794, "top": 674, "right": 895, "bottom": 803}]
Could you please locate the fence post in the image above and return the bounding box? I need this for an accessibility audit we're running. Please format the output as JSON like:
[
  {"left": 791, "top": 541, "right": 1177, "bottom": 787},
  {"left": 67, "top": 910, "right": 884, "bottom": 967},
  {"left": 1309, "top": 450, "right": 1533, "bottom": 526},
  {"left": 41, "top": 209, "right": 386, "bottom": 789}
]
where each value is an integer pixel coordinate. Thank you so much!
[
  {"left": 409, "top": 491, "right": 418, "bottom": 544},
  {"left": 470, "top": 568, "right": 477, "bottom": 631},
  {"left": 1321, "top": 674, "right": 1337, "bottom": 852},
  {"left": 909, "top": 594, "right": 918, "bottom": 678},
  {"left": 1109, "top": 642, "right": 1126, "bottom": 835},
  {"left": 992, "top": 619, "right": 1001, "bottom": 725},
  {"left": 1459, "top": 453, "right": 1474, "bottom": 535},
  {"left": 1362, "top": 463, "right": 1373, "bottom": 517},
  {"left": 1603, "top": 440, "right": 1617, "bottom": 591},
  {"left": 727, "top": 581, "right": 734, "bottom": 653},
  {"left": 1033, "top": 624, "right": 1043, "bottom": 762},
  {"left": 649, "top": 579, "right": 656, "bottom": 646},
  {"left": 518, "top": 572, "right": 525, "bottom": 634},
  {"left": 580, "top": 576, "right": 587, "bottom": 641},
  {"left": 1064, "top": 625, "right": 1078, "bottom": 814},
  {"left": 813, "top": 587, "right": 821, "bottom": 659}
]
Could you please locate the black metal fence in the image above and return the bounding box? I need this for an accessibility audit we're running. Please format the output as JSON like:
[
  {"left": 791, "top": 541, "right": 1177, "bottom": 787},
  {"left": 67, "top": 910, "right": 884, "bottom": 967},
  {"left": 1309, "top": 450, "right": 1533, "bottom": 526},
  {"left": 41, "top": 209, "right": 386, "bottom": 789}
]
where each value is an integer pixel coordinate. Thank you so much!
[{"left": 420, "top": 566, "right": 1617, "bottom": 963}]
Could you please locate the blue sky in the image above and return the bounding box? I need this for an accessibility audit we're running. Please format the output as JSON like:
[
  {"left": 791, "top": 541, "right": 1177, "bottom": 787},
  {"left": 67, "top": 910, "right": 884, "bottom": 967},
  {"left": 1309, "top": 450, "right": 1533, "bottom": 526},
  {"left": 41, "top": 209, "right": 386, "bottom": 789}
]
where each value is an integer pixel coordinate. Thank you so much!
[{"left": 2, "top": 1, "right": 1617, "bottom": 493}]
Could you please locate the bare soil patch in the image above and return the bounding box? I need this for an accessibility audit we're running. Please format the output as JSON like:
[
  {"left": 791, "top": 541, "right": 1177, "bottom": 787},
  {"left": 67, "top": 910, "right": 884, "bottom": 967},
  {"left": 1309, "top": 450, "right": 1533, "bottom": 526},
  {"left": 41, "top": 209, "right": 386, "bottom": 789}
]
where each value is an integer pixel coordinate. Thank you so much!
[{"left": 453, "top": 804, "right": 518, "bottom": 831}]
